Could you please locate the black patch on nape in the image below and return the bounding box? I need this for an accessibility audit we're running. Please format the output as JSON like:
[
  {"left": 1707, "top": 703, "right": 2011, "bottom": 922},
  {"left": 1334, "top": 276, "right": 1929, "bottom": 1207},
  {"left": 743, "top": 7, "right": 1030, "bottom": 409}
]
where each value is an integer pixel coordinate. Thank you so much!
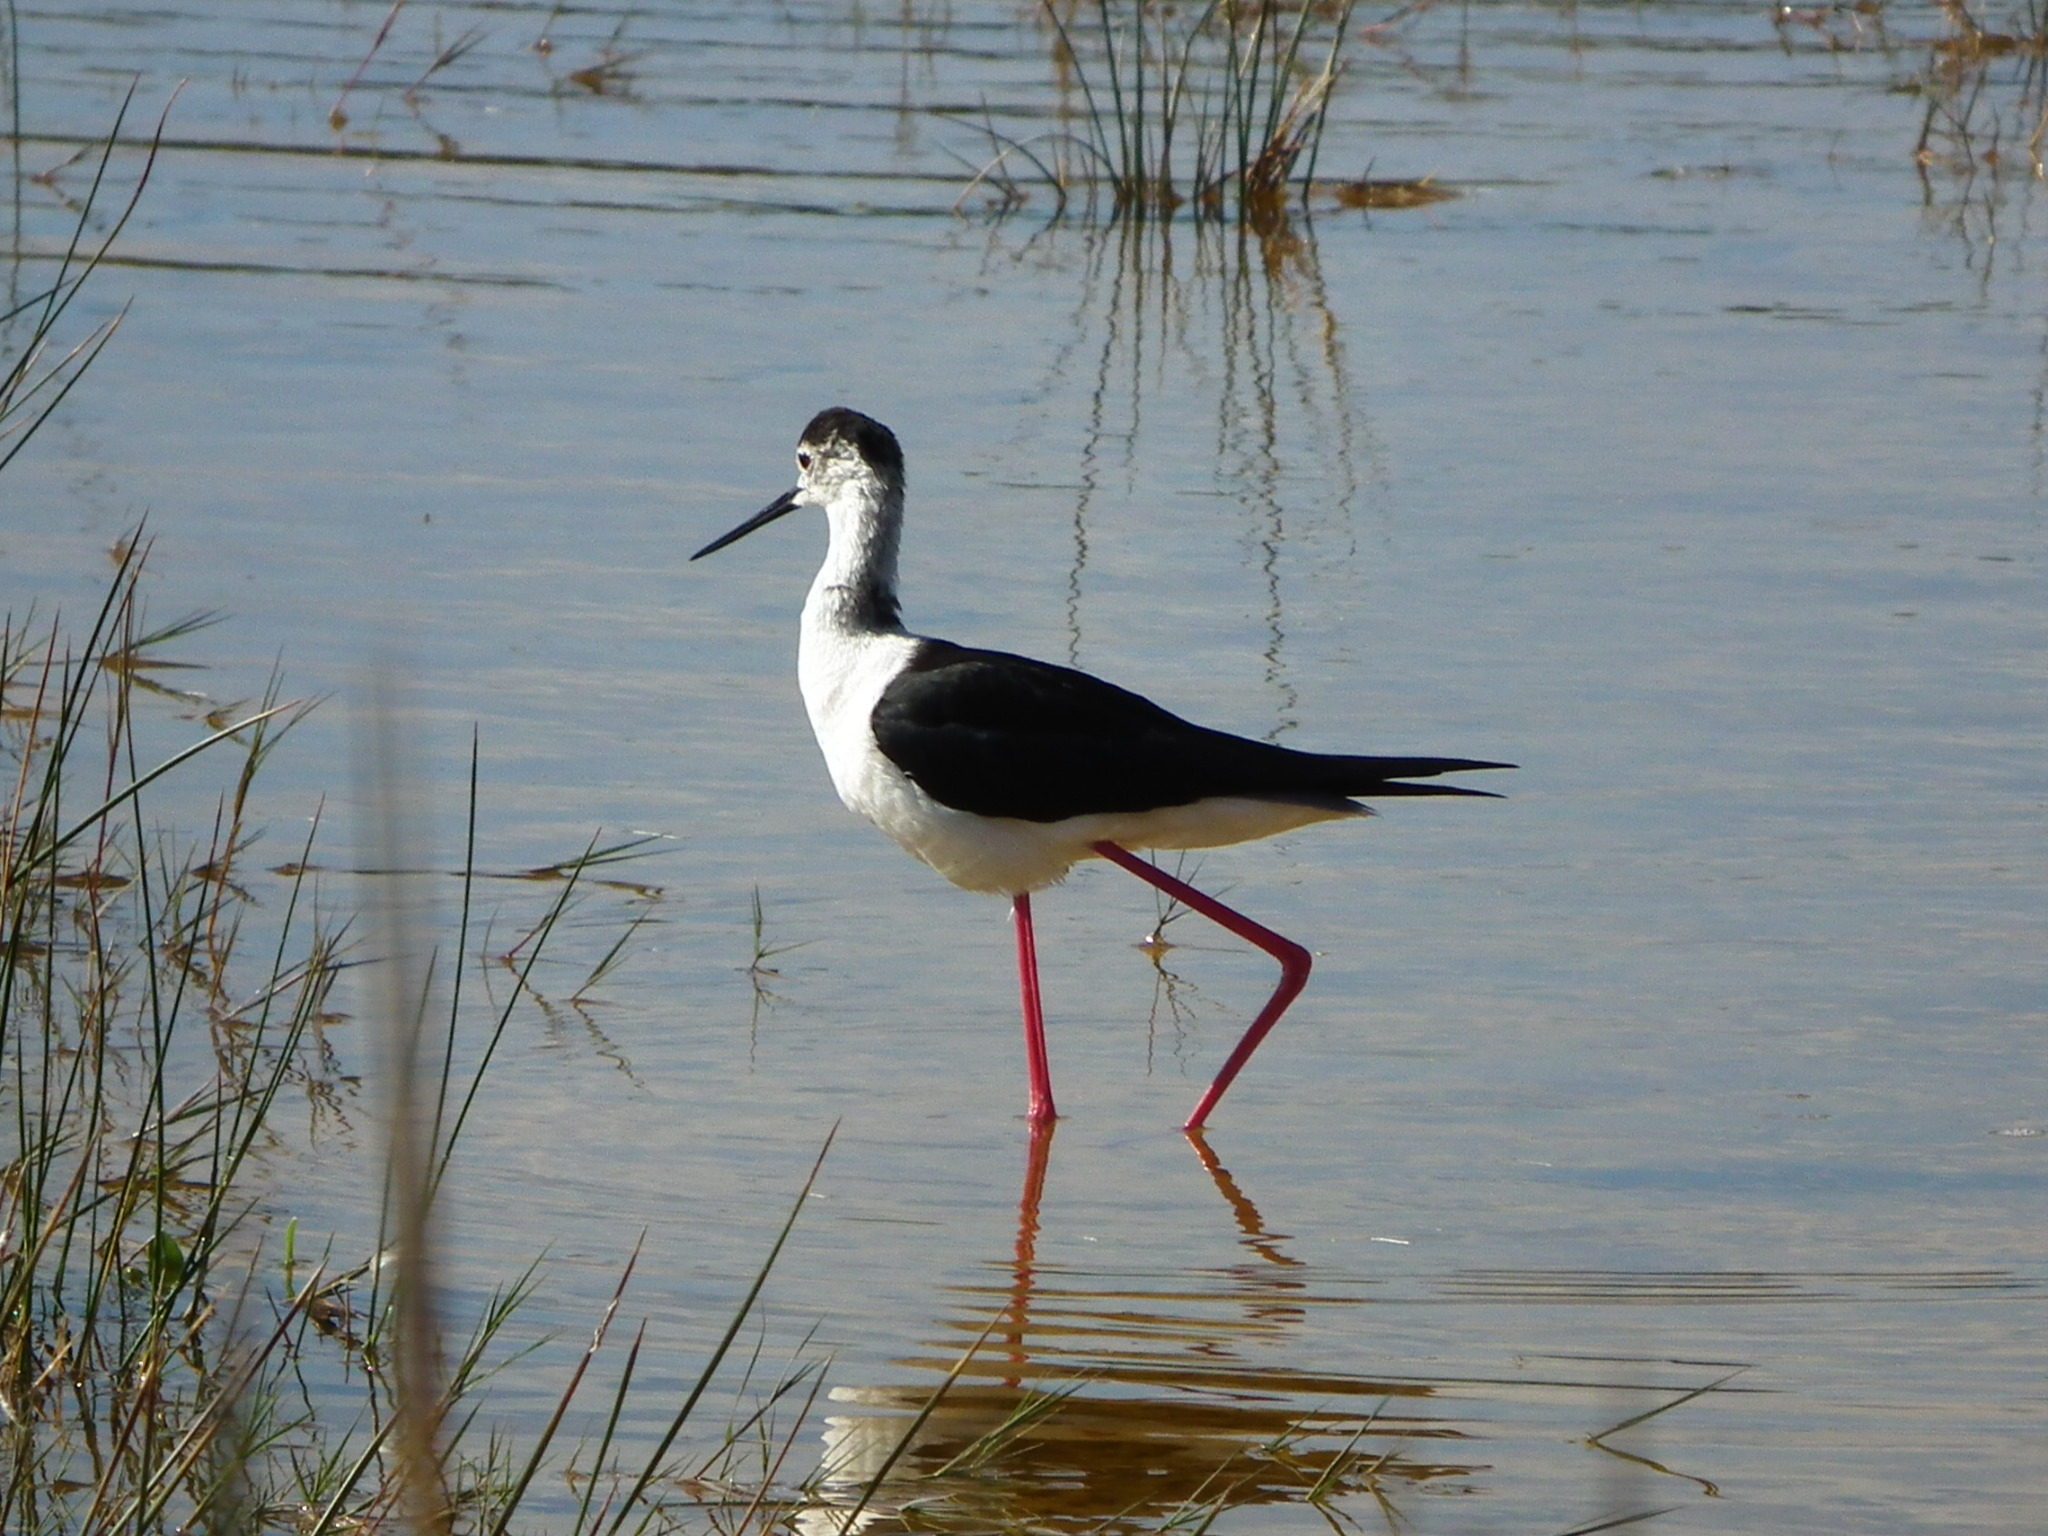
[
  {"left": 802, "top": 407, "right": 904, "bottom": 481},
  {"left": 846, "top": 575, "right": 902, "bottom": 633}
]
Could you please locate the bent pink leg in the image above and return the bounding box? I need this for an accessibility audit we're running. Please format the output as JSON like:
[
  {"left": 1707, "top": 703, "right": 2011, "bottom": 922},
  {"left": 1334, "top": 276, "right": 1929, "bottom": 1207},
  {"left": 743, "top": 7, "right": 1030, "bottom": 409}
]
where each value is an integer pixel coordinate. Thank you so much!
[
  {"left": 1091, "top": 841, "right": 1312, "bottom": 1130},
  {"left": 1013, "top": 893, "right": 1057, "bottom": 1124}
]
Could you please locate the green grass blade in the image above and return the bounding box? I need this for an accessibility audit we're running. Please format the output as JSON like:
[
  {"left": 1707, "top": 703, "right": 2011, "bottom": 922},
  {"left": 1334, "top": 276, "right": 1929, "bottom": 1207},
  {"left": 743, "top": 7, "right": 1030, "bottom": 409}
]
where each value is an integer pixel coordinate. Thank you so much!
[{"left": 603, "top": 1125, "right": 837, "bottom": 1536}]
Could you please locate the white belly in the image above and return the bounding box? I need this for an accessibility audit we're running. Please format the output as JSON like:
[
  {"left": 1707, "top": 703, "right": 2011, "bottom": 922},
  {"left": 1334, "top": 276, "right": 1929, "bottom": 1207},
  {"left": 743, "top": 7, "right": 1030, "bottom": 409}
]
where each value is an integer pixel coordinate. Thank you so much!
[{"left": 833, "top": 742, "right": 1361, "bottom": 895}]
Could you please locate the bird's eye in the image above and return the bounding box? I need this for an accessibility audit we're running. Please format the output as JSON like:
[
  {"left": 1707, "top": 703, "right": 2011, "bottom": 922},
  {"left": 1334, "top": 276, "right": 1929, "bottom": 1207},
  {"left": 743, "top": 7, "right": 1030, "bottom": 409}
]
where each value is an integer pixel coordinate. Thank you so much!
[{"left": 796, "top": 451, "right": 812, "bottom": 472}]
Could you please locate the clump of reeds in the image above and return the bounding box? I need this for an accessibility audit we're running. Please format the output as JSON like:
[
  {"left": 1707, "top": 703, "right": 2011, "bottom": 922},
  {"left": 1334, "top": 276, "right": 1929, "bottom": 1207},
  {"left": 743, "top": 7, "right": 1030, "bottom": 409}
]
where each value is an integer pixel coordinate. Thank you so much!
[
  {"left": 0, "top": 542, "right": 847, "bottom": 1533},
  {"left": 1001, "top": 0, "right": 1359, "bottom": 221},
  {"left": 0, "top": 541, "right": 332, "bottom": 1530}
]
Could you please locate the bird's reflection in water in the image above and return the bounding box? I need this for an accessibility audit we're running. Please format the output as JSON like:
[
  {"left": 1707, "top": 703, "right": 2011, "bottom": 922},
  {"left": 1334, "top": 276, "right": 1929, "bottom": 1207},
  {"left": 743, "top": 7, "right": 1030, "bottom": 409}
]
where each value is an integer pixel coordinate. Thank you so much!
[{"left": 800, "top": 1126, "right": 1478, "bottom": 1534}]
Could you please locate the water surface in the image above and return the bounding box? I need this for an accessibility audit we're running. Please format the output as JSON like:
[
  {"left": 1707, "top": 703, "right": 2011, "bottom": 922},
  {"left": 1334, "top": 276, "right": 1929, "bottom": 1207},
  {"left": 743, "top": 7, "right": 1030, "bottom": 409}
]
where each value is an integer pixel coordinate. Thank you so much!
[{"left": 5, "top": 3, "right": 2043, "bottom": 1531}]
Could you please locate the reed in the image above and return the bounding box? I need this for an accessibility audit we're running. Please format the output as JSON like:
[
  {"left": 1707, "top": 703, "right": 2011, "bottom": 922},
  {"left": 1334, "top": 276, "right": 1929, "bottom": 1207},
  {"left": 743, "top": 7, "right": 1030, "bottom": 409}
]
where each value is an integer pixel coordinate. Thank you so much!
[
  {"left": 1914, "top": 0, "right": 2048, "bottom": 172},
  {"left": 0, "top": 87, "right": 164, "bottom": 476},
  {"left": 0, "top": 541, "right": 327, "bottom": 1530},
  {"left": 1030, "top": 0, "right": 1360, "bottom": 221}
]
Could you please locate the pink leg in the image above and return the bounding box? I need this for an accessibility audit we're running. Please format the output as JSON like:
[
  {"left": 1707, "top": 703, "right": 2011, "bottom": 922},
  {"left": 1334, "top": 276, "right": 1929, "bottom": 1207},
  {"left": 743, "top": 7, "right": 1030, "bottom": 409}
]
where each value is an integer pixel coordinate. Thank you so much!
[
  {"left": 1091, "top": 841, "right": 1312, "bottom": 1130},
  {"left": 1013, "top": 893, "right": 1057, "bottom": 1124}
]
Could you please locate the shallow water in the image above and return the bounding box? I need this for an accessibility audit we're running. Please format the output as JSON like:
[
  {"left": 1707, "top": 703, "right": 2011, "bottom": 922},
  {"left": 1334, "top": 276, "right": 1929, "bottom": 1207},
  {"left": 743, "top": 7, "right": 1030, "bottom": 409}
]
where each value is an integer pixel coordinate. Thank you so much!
[{"left": 6, "top": 2, "right": 2045, "bottom": 1531}]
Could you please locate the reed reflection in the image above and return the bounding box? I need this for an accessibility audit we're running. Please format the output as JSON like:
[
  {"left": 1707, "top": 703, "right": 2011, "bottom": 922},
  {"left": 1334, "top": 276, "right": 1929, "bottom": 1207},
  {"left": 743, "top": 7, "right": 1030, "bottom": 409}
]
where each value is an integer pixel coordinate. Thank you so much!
[
  {"left": 802, "top": 1124, "right": 1475, "bottom": 1534},
  {"left": 1006, "top": 209, "right": 1376, "bottom": 740},
  {"left": 1906, "top": 2, "right": 2044, "bottom": 288}
]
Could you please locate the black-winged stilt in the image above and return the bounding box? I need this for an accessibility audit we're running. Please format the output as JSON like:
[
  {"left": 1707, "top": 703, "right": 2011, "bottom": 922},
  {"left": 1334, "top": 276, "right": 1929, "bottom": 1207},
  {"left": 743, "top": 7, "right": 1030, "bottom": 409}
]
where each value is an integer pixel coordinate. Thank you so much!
[{"left": 694, "top": 407, "right": 1511, "bottom": 1129}]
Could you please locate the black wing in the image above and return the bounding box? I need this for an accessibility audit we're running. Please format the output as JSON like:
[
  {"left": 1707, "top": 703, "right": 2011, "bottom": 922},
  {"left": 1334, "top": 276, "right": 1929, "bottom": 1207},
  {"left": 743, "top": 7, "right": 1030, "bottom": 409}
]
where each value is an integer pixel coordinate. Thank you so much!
[{"left": 870, "top": 639, "right": 1512, "bottom": 824}]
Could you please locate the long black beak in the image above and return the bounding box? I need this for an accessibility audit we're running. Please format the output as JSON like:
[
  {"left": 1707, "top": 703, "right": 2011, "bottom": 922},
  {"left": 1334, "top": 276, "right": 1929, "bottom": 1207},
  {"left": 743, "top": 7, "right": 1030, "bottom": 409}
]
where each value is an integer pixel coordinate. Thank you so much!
[{"left": 691, "top": 488, "right": 802, "bottom": 560}]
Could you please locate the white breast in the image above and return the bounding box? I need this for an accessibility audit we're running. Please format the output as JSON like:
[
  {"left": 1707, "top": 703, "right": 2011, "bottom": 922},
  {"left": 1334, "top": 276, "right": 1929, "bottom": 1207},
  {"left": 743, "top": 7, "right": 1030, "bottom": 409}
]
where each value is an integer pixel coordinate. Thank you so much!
[{"left": 796, "top": 616, "right": 916, "bottom": 809}]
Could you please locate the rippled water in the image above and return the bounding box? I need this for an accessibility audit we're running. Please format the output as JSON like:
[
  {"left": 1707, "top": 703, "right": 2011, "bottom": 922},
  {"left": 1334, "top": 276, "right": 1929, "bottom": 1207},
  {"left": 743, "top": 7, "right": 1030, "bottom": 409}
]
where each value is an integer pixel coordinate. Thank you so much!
[{"left": 6, "top": 2, "right": 2045, "bottom": 1531}]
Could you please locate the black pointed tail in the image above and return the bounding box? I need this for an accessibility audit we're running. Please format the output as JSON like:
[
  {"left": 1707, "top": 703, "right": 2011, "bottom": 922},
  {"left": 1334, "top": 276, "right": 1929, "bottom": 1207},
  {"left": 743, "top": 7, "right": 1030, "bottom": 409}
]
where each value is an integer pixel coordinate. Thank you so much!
[{"left": 1345, "top": 756, "right": 1515, "bottom": 800}]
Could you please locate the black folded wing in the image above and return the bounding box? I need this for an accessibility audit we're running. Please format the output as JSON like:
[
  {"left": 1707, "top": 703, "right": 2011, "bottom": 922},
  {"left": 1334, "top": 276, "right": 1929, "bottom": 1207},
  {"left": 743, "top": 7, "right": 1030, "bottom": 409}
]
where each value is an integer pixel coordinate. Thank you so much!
[{"left": 870, "top": 639, "right": 1512, "bottom": 824}]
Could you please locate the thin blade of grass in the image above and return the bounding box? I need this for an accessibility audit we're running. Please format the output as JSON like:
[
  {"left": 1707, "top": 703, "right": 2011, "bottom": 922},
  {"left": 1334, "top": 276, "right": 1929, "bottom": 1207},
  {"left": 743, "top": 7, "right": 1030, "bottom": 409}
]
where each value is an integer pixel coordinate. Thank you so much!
[
  {"left": 1550, "top": 1508, "right": 1684, "bottom": 1536},
  {"left": 40, "top": 701, "right": 300, "bottom": 870},
  {"left": 571, "top": 1318, "right": 647, "bottom": 1534},
  {"left": 1, "top": 83, "right": 176, "bottom": 474},
  {"left": 827, "top": 1307, "right": 1013, "bottom": 1536},
  {"left": 484, "top": 1237, "right": 645, "bottom": 1536},
  {"left": 603, "top": 1124, "right": 837, "bottom": 1536},
  {"left": 1589, "top": 1367, "right": 1749, "bottom": 1443}
]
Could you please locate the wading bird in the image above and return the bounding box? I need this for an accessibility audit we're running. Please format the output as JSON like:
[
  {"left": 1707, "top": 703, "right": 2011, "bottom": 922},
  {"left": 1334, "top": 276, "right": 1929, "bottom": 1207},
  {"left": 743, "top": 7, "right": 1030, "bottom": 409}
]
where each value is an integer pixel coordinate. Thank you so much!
[{"left": 694, "top": 408, "right": 1510, "bottom": 1129}]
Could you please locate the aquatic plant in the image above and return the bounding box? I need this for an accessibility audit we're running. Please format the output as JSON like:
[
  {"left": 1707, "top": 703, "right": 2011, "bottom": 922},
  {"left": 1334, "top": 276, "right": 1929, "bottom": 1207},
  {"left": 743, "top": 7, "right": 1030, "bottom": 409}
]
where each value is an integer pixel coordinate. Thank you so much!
[
  {"left": 967, "top": 0, "right": 1358, "bottom": 221},
  {"left": 1911, "top": 0, "right": 2048, "bottom": 201},
  {"left": 0, "top": 540, "right": 846, "bottom": 1533},
  {"left": 0, "top": 90, "right": 161, "bottom": 477},
  {"left": 1, "top": 539, "right": 326, "bottom": 1529}
]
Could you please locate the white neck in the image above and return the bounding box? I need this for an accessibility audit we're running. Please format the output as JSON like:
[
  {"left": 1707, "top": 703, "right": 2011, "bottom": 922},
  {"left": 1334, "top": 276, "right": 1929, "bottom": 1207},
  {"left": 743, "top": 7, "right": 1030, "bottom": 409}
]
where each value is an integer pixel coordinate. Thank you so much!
[
  {"left": 795, "top": 472, "right": 920, "bottom": 814},
  {"left": 803, "top": 473, "right": 905, "bottom": 639}
]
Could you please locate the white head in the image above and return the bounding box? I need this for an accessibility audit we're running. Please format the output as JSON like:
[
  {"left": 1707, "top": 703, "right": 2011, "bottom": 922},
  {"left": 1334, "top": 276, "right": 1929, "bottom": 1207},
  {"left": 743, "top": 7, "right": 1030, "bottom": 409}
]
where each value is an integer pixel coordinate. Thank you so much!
[
  {"left": 693, "top": 408, "right": 909, "bottom": 632},
  {"left": 691, "top": 408, "right": 904, "bottom": 561}
]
